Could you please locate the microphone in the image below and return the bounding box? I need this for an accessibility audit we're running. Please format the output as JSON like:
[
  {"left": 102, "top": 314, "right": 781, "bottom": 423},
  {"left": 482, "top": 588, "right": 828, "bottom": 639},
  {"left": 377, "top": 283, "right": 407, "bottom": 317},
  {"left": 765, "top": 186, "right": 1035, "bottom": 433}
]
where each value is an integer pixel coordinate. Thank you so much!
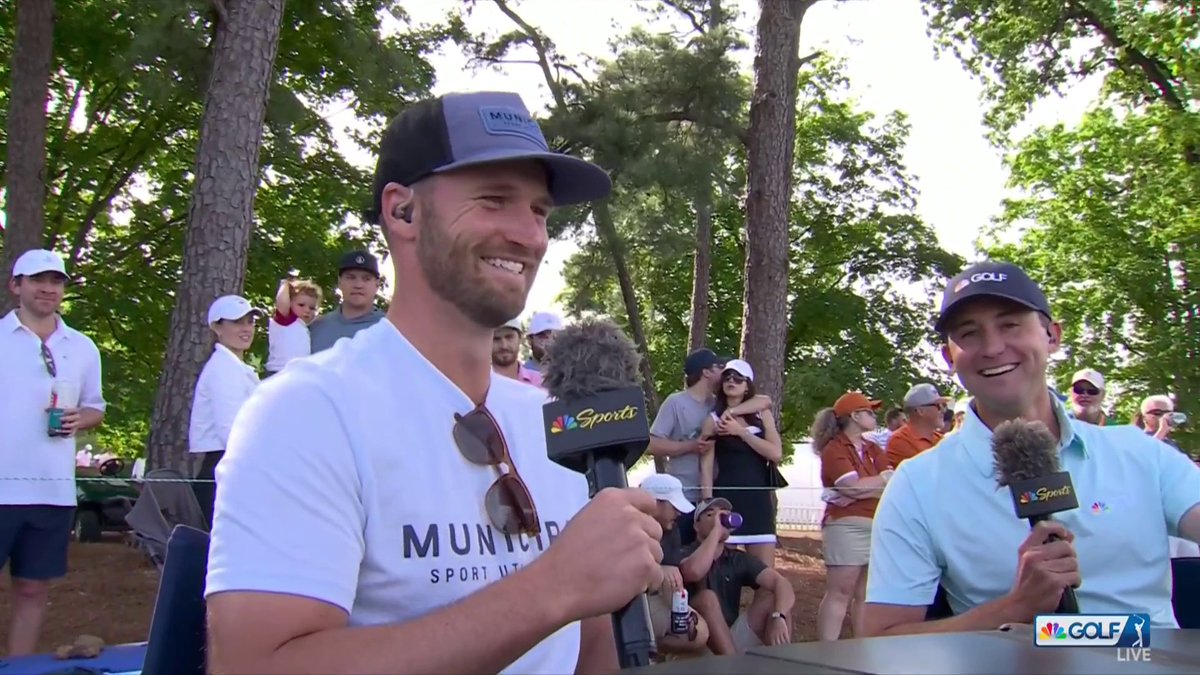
[
  {"left": 991, "top": 418, "right": 1080, "bottom": 614},
  {"left": 542, "top": 318, "right": 656, "bottom": 669}
]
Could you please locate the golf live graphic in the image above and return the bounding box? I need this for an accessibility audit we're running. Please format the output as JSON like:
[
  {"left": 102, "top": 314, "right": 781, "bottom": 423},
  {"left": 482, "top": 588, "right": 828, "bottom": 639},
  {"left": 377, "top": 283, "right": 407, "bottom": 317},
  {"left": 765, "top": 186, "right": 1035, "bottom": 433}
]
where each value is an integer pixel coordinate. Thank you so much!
[{"left": 1035, "top": 614, "right": 1152, "bottom": 661}]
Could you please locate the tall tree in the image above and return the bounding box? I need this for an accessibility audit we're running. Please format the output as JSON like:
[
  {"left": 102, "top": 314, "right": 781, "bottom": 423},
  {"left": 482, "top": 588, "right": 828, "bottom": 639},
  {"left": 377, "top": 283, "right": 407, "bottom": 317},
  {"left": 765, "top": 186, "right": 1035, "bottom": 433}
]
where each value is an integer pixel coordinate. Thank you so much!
[
  {"left": 147, "top": 0, "right": 287, "bottom": 470},
  {"left": 740, "top": 0, "right": 820, "bottom": 411},
  {"left": 1, "top": 0, "right": 55, "bottom": 314},
  {"left": 561, "top": 56, "right": 962, "bottom": 447}
]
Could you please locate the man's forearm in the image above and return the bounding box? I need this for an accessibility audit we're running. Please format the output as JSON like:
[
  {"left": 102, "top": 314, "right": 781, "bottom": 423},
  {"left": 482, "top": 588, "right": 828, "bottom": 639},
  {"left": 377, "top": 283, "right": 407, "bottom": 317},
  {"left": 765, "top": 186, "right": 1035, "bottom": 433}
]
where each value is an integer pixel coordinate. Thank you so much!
[
  {"left": 727, "top": 395, "right": 771, "bottom": 416},
  {"left": 78, "top": 407, "right": 104, "bottom": 432},
  {"left": 680, "top": 538, "right": 722, "bottom": 583},
  {"left": 867, "top": 596, "right": 1024, "bottom": 637},
  {"left": 211, "top": 565, "right": 573, "bottom": 675},
  {"left": 774, "top": 586, "right": 795, "bottom": 617},
  {"left": 575, "top": 615, "right": 617, "bottom": 675},
  {"left": 648, "top": 437, "right": 690, "bottom": 458}
]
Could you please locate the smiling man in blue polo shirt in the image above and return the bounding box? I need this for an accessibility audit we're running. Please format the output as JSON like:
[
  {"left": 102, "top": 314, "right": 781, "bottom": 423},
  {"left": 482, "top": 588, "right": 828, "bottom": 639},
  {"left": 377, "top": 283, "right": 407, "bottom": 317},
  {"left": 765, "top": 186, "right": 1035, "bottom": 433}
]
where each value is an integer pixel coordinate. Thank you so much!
[{"left": 863, "top": 261, "right": 1200, "bottom": 636}]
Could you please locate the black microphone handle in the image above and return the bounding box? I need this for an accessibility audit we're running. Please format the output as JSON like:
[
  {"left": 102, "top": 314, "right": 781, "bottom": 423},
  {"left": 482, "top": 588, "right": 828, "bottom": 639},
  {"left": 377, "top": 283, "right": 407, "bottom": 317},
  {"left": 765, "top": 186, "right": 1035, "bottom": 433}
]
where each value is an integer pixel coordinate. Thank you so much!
[
  {"left": 1027, "top": 516, "right": 1080, "bottom": 614},
  {"left": 590, "top": 453, "right": 657, "bottom": 669}
]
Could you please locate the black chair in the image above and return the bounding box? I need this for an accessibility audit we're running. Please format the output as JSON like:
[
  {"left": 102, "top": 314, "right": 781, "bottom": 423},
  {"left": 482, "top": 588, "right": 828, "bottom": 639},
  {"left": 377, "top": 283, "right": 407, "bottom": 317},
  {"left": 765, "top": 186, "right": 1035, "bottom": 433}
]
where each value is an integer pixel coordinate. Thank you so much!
[
  {"left": 1172, "top": 556, "right": 1200, "bottom": 628},
  {"left": 143, "top": 525, "right": 211, "bottom": 675}
]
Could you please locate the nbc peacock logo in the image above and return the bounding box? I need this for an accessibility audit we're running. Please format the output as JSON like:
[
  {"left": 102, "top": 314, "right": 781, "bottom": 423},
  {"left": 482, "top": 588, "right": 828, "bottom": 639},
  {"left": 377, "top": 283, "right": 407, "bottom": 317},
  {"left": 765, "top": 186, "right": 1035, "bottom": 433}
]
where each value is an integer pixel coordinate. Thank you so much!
[
  {"left": 1019, "top": 491, "right": 1037, "bottom": 505},
  {"left": 1091, "top": 501, "right": 1109, "bottom": 513},
  {"left": 550, "top": 415, "right": 579, "bottom": 434},
  {"left": 1040, "top": 622, "right": 1066, "bottom": 641}
]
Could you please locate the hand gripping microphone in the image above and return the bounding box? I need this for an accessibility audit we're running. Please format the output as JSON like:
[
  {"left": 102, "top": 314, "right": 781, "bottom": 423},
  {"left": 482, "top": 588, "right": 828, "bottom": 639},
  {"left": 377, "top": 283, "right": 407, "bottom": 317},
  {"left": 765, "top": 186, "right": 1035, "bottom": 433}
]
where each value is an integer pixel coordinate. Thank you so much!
[
  {"left": 541, "top": 318, "right": 656, "bottom": 669},
  {"left": 992, "top": 419, "right": 1080, "bottom": 614}
]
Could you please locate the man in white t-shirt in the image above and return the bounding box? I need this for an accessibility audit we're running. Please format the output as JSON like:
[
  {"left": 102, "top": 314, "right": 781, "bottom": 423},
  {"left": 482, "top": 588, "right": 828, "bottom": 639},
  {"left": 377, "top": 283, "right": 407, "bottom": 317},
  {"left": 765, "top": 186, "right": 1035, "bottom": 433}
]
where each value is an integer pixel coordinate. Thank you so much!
[
  {"left": 1, "top": 249, "right": 106, "bottom": 655},
  {"left": 205, "top": 91, "right": 666, "bottom": 674}
]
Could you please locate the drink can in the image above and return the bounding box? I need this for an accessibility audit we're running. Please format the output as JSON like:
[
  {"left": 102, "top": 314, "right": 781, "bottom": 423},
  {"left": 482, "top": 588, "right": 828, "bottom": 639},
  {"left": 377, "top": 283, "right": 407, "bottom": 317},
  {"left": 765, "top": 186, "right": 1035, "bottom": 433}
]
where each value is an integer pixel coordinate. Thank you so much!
[
  {"left": 720, "top": 511, "right": 743, "bottom": 530},
  {"left": 1168, "top": 411, "right": 1188, "bottom": 427},
  {"left": 47, "top": 380, "right": 79, "bottom": 437},
  {"left": 669, "top": 589, "right": 689, "bottom": 635}
]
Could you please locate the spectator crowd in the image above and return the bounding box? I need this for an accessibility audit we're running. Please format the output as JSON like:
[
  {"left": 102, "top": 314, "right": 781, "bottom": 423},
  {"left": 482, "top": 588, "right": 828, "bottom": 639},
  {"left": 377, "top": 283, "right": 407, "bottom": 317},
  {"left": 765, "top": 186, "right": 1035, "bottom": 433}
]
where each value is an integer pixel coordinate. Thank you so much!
[{"left": 2, "top": 88, "right": 1197, "bottom": 670}]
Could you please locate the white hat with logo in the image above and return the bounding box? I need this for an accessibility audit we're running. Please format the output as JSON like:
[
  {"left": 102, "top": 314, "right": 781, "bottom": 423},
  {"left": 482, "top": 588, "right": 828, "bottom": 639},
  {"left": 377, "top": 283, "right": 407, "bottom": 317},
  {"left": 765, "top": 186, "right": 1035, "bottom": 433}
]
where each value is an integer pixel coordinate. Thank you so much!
[
  {"left": 529, "top": 311, "right": 564, "bottom": 335},
  {"left": 722, "top": 359, "right": 754, "bottom": 381},
  {"left": 13, "top": 249, "right": 69, "bottom": 279},
  {"left": 207, "top": 295, "right": 264, "bottom": 325},
  {"left": 639, "top": 473, "right": 694, "bottom": 514},
  {"left": 1071, "top": 368, "right": 1105, "bottom": 390}
]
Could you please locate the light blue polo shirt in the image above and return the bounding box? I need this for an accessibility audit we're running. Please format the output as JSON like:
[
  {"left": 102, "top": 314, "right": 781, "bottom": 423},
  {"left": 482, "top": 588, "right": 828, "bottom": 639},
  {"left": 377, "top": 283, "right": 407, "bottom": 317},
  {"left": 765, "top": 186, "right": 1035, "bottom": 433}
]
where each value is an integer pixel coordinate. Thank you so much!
[{"left": 866, "top": 395, "right": 1200, "bottom": 628}]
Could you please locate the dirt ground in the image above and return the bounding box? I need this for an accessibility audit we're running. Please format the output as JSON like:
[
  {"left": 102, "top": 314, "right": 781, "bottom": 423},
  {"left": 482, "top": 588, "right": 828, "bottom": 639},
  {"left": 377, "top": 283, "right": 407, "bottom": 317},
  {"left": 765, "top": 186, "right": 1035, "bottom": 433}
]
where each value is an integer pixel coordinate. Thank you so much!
[{"left": 0, "top": 533, "right": 833, "bottom": 657}]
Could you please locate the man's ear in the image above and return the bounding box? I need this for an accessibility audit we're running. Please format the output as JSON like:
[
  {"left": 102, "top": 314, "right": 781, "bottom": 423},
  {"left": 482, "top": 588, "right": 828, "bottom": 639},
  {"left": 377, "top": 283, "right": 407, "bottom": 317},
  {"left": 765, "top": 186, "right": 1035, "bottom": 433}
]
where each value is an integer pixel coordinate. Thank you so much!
[
  {"left": 1047, "top": 320, "right": 1063, "bottom": 352},
  {"left": 941, "top": 343, "right": 955, "bottom": 373},
  {"left": 7, "top": 277, "right": 19, "bottom": 296},
  {"left": 380, "top": 182, "right": 417, "bottom": 243}
]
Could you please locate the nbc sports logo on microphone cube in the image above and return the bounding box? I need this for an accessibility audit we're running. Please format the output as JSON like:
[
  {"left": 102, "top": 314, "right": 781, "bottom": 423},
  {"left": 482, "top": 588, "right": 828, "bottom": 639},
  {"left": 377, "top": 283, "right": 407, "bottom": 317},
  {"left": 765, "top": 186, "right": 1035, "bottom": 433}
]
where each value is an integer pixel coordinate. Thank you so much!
[{"left": 1034, "top": 614, "right": 1152, "bottom": 661}]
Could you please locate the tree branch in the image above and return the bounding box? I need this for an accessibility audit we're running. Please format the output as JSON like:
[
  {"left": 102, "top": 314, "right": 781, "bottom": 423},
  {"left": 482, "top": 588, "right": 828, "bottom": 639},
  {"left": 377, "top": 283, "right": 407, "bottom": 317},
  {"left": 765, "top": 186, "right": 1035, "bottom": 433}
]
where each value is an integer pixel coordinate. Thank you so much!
[
  {"left": 660, "top": 0, "right": 706, "bottom": 34},
  {"left": 797, "top": 50, "right": 821, "bottom": 69},
  {"left": 491, "top": 0, "right": 568, "bottom": 110},
  {"left": 209, "top": 0, "right": 228, "bottom": 24},
  {"left": 1064, "top": 1, "right": 1197, "bottom": 164}
]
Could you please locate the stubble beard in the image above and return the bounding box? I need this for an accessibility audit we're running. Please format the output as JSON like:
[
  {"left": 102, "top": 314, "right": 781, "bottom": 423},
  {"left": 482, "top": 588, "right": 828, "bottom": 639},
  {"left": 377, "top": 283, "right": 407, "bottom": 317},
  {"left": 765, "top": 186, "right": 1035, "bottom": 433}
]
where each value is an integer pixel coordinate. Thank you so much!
[{"left": 417, "top": 203, "right": 529, "bottom": 329}]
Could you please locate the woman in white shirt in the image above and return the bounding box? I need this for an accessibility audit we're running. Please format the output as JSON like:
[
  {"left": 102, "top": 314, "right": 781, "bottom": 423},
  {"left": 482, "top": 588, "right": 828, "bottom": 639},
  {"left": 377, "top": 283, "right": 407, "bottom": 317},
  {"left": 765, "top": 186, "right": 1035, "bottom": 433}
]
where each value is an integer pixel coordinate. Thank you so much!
[{"left": 190, "top": 295, "right": 262, "bottom": 527}]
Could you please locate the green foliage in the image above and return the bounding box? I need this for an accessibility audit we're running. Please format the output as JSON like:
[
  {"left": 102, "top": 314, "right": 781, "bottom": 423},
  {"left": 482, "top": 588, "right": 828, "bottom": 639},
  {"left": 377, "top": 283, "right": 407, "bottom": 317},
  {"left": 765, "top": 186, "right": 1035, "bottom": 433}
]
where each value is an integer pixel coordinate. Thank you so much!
[
  {"left": 0, "top": 0, "right": 450, "bottom": 456},
  {"left": 982, "top": 106, "right": 1200, "bottom": 453}
]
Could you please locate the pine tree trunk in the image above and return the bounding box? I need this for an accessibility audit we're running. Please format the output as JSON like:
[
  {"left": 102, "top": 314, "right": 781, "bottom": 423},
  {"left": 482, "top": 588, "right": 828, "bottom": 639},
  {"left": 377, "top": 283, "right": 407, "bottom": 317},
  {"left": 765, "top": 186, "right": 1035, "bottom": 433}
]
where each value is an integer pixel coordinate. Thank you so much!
[
  {"left": 1, "top": 0, "right": 55, "bottom": 315},
  {"left": 147, "top": 0, "right": 286, "bottom": 471},
  {"left": 740, "top": 0, "right": 813, "bottom": 415},
  {"left": 688, "top": 185, "right": 713, "bottom": 351}
]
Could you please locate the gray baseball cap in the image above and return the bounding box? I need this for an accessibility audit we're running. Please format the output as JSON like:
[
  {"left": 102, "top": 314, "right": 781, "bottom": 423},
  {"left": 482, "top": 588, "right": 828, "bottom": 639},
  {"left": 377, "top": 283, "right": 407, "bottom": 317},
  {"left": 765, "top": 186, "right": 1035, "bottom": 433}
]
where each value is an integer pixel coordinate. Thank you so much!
[
  {"left": 368, "top": 91, "right": 612, "bottom": 221},
  {"left": 903, "top": 383, "right": 951, "bottom": 409}
]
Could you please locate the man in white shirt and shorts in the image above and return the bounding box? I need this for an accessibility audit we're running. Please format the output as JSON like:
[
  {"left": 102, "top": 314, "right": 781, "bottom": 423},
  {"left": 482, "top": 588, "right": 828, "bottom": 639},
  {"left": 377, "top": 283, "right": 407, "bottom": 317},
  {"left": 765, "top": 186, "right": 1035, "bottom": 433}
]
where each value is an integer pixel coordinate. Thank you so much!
[
  {"left": 205, "top": 91, "right": 666, "bottom": 674},
  {"left": 1, "top": 249, "right": 106, "bottom": 655}
]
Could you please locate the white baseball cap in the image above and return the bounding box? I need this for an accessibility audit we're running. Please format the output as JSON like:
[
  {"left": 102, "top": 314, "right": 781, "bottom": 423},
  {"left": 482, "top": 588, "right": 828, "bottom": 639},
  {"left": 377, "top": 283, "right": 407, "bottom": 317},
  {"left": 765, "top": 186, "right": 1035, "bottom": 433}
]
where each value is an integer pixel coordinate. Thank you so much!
[
  {"left": 207, "top": 295, "right": 264, "bottom": 325},
  {"left": 1071, "top": 368, "right": 1105, "bottom": 390},
  {"left": 12, "top": 249, "right": 68, "bottom": 279},
  {"left": 723, "top": 358, "right": 754, "bottom": 381},
  {"left": 1140, "top": 394, "right": 1173, "bottom": 414},
  {"left": 528, "top": 311, "right": 564, "bottom": 335},
  {"left": 498, "top": 317, "right": 523, "bottom": 333},
  {"left": 639, "top": 473, "right": 694, "bottom": 514}
]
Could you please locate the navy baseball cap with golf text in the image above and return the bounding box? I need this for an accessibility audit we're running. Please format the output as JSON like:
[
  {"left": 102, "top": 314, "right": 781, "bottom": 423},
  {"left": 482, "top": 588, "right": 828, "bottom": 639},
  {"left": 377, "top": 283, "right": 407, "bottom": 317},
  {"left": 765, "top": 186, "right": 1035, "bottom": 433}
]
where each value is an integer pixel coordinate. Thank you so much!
[
  {"left": 368, "top": 91, "right": 613, "bottom": 222},
  {"left": 935, "top": 261, "right": 1052, "bottom": 333}
]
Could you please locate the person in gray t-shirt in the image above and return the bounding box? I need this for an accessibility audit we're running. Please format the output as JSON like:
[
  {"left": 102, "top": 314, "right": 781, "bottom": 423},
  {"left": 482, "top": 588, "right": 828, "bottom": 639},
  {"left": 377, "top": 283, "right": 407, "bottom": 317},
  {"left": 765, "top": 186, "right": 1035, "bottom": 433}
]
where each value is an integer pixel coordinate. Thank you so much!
[
  {"left": 309, "top": 250, "right": 386, "bottom": 353},
  {"left": 649, "top": 348, "right": 772, "bottom": 543}
]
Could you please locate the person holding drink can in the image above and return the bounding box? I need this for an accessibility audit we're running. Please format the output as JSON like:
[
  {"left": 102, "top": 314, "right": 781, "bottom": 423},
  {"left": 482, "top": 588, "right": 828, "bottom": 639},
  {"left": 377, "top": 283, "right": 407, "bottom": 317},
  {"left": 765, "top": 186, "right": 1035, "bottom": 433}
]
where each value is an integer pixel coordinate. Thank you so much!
[
  {"left": 0, "top": 249, "right": 106, "bottom": 656},
  {"left": 679, "top": 498, "right": 795, "bottom": 655}
]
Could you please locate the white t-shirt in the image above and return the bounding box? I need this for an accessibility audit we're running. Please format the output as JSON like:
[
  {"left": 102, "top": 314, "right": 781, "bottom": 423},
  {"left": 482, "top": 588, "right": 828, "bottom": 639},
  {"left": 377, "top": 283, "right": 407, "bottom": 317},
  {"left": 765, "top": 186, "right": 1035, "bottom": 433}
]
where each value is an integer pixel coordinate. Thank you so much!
[
  {"left": 206, "top": 320, "right": 590, "bottom": 674},
  {"left": 188, "top": 344, "right": 260, "bottom": 454},
  {"left": 266, "top": 313, "right": 311, "bottom": 372},
  {"left": 0, "top": 311, "right": 106, "bottom": 506}
]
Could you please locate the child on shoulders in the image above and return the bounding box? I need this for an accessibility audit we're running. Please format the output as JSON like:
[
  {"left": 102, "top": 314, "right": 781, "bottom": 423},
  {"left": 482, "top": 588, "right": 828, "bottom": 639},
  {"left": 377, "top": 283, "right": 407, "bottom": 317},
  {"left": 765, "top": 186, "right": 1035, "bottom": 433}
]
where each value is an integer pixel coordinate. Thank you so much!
[{"left": 266, "top": 277, "right": 322, "bottom": 377}]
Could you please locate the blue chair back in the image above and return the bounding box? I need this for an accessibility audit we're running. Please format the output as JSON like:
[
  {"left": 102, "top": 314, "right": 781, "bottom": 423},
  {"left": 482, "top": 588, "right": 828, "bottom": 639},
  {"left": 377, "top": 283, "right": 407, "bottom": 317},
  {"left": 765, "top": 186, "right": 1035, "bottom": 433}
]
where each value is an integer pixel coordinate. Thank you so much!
[
  {"left": 143, "top": 525, "right": 210, "bottom": 675},
  {"left": 1172, "top": 556, "right": 1200, "bottom": 628}
]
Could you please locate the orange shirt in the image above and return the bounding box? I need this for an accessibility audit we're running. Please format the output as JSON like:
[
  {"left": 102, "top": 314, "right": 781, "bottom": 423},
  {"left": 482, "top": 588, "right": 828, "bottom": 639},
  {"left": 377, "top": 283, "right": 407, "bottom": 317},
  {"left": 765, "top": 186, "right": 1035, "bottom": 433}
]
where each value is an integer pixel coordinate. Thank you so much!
[
  {"left": 820, "top": 433, "right": 892, "bottom": 522},
  {"left": 886, "top": 423, "right": 943, "bottom": 468}
]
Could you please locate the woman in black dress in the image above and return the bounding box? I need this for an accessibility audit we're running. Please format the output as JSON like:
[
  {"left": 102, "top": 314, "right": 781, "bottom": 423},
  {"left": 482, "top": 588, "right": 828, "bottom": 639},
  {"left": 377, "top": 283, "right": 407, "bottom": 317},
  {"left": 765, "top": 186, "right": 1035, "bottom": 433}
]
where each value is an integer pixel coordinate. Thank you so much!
[{"left": 698, "top": 359, "right": 784, "bottom": 568}]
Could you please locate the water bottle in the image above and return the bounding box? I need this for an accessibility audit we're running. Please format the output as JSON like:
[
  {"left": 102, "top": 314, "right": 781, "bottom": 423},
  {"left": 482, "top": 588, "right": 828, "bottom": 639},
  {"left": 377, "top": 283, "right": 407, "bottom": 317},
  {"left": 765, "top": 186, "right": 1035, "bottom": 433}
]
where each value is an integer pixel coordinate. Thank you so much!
[
  {"left": 669, "top": 589, "right": 689, "bottom": 635},
  {"left": 720, "top": 511, "right": 743, "bottom": 530}
]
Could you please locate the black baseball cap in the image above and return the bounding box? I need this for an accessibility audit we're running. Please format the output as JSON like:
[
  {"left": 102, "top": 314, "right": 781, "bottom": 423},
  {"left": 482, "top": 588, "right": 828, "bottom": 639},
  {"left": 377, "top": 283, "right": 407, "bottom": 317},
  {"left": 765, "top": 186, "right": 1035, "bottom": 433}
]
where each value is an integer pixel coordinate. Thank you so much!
[
  {"left": 338, "top": 250, "right": 380, "bottom": 277},
  {"left": 935, "top": 261, "right": 1052, "bottom": 333},
  {"left": 684, "top": 348, "right": 729, "bottom": 377},
  {"left": 368, "top": 91, "right": 613, "bottom": 222}
]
